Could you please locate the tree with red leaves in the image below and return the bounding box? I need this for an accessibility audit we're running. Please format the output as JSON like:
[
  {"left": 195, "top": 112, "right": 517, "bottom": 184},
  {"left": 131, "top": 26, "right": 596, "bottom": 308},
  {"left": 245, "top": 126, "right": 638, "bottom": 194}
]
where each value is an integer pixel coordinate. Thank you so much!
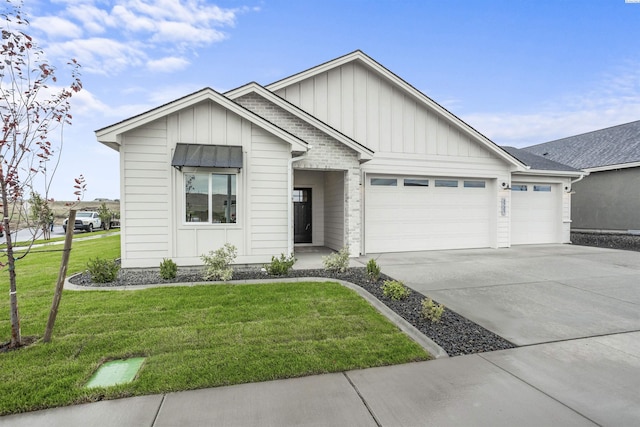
[{"left": 1, "top": 1, "right": 82, "bottom": 348}]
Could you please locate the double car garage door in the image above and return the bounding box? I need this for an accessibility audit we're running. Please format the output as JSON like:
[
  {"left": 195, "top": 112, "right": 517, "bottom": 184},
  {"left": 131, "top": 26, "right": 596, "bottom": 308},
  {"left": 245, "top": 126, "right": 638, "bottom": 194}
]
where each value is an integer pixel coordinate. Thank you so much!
[
  {"left": 365, "top": 176, "right": 560, "bottom": 253},
  {"left": 365, "top": 176, "right": 493, "bottom": 253}
]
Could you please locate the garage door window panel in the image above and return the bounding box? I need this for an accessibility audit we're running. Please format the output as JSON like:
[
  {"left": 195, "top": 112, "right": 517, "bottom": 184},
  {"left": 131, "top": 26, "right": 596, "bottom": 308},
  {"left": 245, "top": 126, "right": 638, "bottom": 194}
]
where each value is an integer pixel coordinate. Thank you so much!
[
  {"left": 371, "top": 178, "right": 397, "bottom": 186},
  {"left": 464, "top": 180, "right": 486, "bottom": 188},
  {"left": 435, "top": 179, "right": 458, "bottom": 188},
  {"left": 404, "top": 178, "right": 429, "bottom": 187},
  {"left": 512, "top": 184, "right": 527, "bottom": 191},
  {"left": 533, "top": 185, "right": 552, "bottom": 192}
]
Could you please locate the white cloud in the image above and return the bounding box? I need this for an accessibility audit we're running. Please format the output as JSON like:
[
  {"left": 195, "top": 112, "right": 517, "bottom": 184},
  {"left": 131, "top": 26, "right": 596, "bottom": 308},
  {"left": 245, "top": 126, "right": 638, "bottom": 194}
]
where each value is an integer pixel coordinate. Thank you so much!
[
  {"left": 463, "top": 62, "right": 640, "bottom": 147},
  {"left": 66, "top": 4, "right": 117, "bottom": 35},
  {"left": 32, "top": 0, "right": 253, "bottom": 76},
  {"left": 152, "top": 21, "right": 226, "bottom": 45},
  {"left": 31, "top": 16, "right": 83, "bottom": 39},
  {"left": 46, "top": 38, "right": 146, "bottom": 75},
  {"left": 69, "top": 88, "right": 113, "bottom": 117},
  {"left": 111, "top": 4, "right": 157, "bottom": 32},
  {"left": 146, "top": 56, "right": 190, "bottom": 73}
]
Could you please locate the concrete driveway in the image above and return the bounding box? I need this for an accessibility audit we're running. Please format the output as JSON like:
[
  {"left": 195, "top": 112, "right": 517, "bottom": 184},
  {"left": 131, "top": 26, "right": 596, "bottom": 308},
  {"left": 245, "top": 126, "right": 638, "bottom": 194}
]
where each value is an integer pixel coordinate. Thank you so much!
[
  {"left": 361, "top": 244, "right": 640, "bottom": 346},
  {"left": 355, "top": 244, "right": 640, "bottom": 425}
]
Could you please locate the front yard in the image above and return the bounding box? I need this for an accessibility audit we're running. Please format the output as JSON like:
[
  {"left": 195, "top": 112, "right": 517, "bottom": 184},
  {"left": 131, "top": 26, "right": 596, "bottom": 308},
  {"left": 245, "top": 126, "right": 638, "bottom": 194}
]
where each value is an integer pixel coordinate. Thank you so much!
[{"left": 0, "top": 235, "right": 429, "bottom": 415}]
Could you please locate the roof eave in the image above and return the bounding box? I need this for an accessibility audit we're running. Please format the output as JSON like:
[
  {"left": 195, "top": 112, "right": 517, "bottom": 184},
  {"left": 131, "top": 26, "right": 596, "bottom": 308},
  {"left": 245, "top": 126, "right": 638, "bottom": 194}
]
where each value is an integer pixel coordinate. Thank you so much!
[
  {"left": 512, "top": 169, "right": 586, "bottom": 178},
  {"left": 584, "top": 161, "right": 640, "bottom": 173}
]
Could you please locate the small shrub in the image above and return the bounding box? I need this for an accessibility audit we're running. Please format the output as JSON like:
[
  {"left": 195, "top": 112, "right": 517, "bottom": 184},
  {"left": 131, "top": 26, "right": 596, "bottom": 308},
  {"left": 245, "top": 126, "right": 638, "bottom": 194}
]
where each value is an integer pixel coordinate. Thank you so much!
[
  {"left": 421, "top": 298, "right": 445, "bottom": 323},
  {"left": 322, "top": 246, "right": 350, "bottom": 273},
  {"left": 201, "top": 243, "right": 237, "bottom": 281},
  {"left": 87, "top": 258, "right": 120, "bottom": 283},
  {"left": 381, "top": 280, "right": 409, "bottom": 300},
  {"left": 366, "top": 258, "right": 381, "bottom": 281},
  {"left": 160, "top": 258, "right": 178, "bottom": 280},
  {"left": 264, "top": 253, "right": 296, "bottom": 276}
]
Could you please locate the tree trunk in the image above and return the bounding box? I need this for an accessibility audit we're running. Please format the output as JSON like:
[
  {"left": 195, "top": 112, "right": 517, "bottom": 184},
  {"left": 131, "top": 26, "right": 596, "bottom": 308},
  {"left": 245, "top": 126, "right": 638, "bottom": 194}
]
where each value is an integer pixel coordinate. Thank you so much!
[
  {"left": 3, "top": 202, "right": 21, "bottom": 348},
  {"left": 43, "top": 210, "right": 76, "bottom": 343}
]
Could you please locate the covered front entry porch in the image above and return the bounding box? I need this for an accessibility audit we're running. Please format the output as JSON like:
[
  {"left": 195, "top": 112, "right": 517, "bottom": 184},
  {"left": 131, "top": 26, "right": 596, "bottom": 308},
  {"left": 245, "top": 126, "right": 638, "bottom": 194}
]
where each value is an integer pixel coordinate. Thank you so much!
[{"left": 293, "top": 169, "right": 348, "bottom": 252}]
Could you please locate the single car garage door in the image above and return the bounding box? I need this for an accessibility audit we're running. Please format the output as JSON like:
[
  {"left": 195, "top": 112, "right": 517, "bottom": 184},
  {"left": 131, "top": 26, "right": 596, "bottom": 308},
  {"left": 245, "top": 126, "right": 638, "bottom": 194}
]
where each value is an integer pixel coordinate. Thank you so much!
[
  {"left": 365, "top": 176, "right": 493, "bottom": 253},
  {"left": 511, "top": 182, "right": 560, "bottom": 244}
]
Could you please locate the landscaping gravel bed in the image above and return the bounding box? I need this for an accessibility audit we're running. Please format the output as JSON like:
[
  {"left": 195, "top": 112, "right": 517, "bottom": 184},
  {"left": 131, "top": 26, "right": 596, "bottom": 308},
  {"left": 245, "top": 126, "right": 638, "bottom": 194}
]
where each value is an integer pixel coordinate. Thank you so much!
[
  {"left": 571, "top": 231, "right": 640, "bottom": 252},
  {"left": 70, "top": 267, "right": 516, "bottom": 356}
]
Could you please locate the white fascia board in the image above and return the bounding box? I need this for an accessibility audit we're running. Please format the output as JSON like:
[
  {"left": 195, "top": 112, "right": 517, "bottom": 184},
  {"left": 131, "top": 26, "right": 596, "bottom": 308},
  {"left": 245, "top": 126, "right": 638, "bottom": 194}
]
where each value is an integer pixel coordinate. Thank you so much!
[
  {"left": 95, "top": 87, "right": 309, "bottom": 152},
  {"left": 226, "top": 82, "right": 373, "bottom": 161},
  {"left": 265, "top": 51, "right": 526, "bottom": 171},
  {"left": 584, "top": 161, "right": 640, "bottom": 173}
]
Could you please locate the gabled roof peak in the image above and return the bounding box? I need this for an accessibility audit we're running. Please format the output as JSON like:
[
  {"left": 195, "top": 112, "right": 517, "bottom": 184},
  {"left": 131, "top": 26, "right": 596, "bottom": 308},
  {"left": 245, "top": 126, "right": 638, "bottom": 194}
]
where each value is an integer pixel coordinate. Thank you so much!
[
  {"left": 265, "top": 50, "right": 526, "bottom": 170},
  {"left": 95, "top": 86, "right": 308, "bottom": 152}
]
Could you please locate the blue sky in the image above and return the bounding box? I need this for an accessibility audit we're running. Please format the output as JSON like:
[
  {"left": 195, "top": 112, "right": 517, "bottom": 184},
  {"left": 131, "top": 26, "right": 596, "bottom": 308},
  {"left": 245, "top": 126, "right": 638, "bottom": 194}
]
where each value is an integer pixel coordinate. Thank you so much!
[{"left": 14, "top": 0, "right": 640, "bottom": 200}]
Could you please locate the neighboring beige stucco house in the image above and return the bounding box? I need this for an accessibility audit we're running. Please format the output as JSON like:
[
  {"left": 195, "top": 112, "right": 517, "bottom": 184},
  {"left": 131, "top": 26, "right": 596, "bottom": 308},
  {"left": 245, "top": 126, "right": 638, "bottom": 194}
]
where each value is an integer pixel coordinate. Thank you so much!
[{"left": 96, "top": 51, "right": 582, "bottom": 268}]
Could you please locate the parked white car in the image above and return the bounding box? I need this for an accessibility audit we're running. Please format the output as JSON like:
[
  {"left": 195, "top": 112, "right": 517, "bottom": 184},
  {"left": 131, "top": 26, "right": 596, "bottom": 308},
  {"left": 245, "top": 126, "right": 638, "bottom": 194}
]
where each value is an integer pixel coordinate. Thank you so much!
[{"left": 63, "top": 211, "right": 102, "bottom": 233}]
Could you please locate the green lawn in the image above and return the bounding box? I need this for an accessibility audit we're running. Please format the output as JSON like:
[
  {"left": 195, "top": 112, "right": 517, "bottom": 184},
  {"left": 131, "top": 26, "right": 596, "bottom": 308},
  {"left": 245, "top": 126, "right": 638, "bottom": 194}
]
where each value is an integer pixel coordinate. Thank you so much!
[
  {"left": 0, "top": 228, "right": 119, "bottom": 249},
  {"left": 0, "top": 235, "right": 429, "bottom": 415}
]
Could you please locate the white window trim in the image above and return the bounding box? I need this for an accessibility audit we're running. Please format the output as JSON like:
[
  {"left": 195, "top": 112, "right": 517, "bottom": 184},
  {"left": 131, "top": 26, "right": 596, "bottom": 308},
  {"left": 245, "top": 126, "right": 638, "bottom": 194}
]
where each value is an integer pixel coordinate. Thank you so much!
[{"left": 182, "top": 167, "right": 241, "bottom": 226}]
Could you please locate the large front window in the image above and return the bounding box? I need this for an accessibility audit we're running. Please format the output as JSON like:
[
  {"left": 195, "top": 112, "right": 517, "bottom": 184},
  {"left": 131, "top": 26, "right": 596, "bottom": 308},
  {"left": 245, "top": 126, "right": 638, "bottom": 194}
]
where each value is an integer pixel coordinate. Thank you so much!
[{"left": 185, "top": 172, "right": 236, "bottom": 223}]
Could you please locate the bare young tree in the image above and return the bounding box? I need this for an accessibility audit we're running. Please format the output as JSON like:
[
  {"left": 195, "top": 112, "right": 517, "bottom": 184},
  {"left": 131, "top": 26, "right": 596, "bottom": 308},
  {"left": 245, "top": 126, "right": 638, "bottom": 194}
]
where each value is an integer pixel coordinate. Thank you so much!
[{"left": 1, "top": 1, "right": 82, "bottom": 348}]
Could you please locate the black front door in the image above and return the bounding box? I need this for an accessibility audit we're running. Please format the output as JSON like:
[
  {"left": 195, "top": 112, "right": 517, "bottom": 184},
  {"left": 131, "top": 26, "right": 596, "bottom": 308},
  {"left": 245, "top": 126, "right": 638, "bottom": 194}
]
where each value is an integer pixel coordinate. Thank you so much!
[{"left": 293, "top": 188, "right": 312, "bottom": 243}]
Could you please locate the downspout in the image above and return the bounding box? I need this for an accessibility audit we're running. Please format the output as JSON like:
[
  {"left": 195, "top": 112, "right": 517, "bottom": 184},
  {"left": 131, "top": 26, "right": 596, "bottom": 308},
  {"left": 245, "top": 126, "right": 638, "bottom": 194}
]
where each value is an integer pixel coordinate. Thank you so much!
[
  {"left": 287, "top": 148, "right": 311, "bottom": 255},
  {"left": 571, "top": 172, "right": 587, "bottom": 185}
]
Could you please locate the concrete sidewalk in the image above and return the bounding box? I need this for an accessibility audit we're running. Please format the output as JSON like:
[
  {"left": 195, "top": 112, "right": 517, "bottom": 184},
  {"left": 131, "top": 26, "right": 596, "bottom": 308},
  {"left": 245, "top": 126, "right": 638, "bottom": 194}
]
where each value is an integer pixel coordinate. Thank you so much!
[
  {"left": 5, "top": 331, "right": 637, "bottom": 426},
  {"left": 2, "top": 244, "right": 639, "bottom": 425}
]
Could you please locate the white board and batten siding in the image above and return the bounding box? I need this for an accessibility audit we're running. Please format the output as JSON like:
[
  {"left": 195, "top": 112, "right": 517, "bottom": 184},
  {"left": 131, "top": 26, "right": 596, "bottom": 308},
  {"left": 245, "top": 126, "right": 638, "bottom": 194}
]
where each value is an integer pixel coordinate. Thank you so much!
[
  {"left": 324, "top": 171, "right": 346, "bottom": 250},
  {"left": 120, "top": 118, "right": 171, "bottom": 268},
  {"left": 274, "top": 60, "right": 495, "bottom": 159},
  {"left": 120, "top": 100, "right": 291, "bottom": 268},
  {"left": 247, "top": 125, "right": 290, "bottom": 259}
]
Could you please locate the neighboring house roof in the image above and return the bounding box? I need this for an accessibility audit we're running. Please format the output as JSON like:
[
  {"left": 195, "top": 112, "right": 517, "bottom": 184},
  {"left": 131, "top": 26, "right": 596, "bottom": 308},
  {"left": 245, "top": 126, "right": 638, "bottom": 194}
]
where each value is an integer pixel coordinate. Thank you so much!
[
  {"left": 225, "top": 82, "right": 374, "bottom": 161},
  {"left": 502, "top": 146, "right": 582, "bottom": 175},
  {"left": 523, "top": 119, "right": 640, "bottom": 171},
  {"left": 95, "top": 87, "right": 309, "bottom": 152},
  {"left": 266, "top": 50, "right": 527, "bottom": 171}
]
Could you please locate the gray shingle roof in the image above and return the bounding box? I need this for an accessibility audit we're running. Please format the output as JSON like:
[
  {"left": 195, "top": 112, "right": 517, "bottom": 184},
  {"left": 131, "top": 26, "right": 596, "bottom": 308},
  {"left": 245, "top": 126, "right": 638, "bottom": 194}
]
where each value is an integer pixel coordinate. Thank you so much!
[
  {"left": 523, "top": 120, "right": 640, "bottom": 169},
  {"left": 501, "top": 146, "right": 580, "bottom": 172}
]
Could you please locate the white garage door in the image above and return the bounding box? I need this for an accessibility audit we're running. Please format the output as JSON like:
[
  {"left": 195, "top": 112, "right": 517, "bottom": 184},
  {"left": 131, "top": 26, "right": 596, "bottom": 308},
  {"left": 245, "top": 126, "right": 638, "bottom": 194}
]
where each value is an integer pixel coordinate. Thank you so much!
[
  {"left": 511, "top": 183, "right": 560, "bottom": 244},
  {"left": 365, "top": 176, "right": 493, "bottom": 253}
]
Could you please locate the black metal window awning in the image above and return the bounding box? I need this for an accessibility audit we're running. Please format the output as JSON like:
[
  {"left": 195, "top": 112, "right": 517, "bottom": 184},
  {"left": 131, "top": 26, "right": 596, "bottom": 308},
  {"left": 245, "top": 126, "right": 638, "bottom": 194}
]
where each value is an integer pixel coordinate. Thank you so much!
[{"left": 171, "top": 143, "right": 243, "bottom": 170}]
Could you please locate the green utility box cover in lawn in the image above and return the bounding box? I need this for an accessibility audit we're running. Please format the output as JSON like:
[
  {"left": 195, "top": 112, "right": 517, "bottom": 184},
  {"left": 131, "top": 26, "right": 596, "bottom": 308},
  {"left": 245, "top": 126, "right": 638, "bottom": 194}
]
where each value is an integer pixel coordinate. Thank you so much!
[{"left": 85, "top": 357, "right": 145, "bottom": 388}]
